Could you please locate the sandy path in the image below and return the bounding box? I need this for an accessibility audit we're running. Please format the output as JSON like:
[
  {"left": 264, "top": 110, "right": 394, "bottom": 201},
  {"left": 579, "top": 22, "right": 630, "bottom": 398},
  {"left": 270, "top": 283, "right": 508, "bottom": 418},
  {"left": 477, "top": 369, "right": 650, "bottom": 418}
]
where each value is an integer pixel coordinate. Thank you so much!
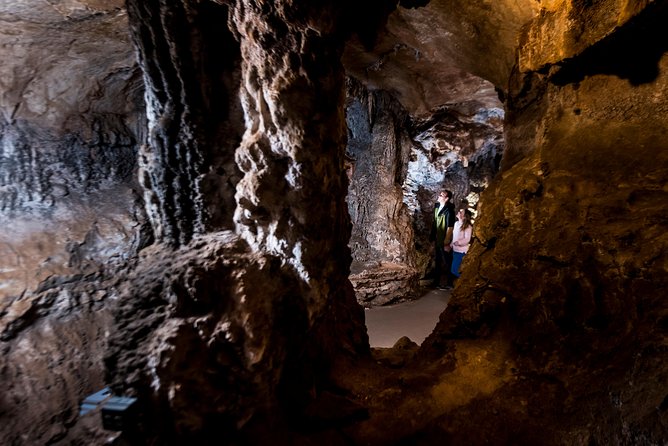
[{"left": 364, "top": 289, "right": 451, "bottom": 348}]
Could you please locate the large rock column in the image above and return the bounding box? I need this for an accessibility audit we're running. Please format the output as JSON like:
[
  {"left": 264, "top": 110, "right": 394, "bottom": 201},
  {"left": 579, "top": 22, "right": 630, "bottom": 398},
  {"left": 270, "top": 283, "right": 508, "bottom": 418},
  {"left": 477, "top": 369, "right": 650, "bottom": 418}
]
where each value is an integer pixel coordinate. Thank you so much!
[
  {"left": 106, "top": 0, "right": 373, "bottom": 442},
  {"left": 346, "top": 81, "right": 419, "bottom": 306},
  {"left": 230, "top": 2, "right": 355, "bottom": 320}
]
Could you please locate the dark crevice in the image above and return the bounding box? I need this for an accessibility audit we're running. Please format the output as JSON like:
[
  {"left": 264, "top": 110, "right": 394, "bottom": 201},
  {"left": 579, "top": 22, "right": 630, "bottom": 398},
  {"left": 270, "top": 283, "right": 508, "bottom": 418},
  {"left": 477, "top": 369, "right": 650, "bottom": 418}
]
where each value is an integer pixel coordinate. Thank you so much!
[
  {"left": 399, "top": 0, "right": 430, "bottom": 8},
  {"left": 550, "top": 1, "right": 668, "bottom": 86},
  {"left": 659, "top": 394, "right": 668, "bottom": 412}
]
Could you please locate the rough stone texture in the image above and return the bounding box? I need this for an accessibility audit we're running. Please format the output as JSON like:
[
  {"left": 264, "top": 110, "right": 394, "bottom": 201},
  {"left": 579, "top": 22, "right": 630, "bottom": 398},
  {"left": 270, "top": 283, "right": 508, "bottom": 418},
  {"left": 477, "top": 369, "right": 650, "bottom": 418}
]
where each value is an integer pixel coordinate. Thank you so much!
[
  {"left": 106, "top": 233, "right": 303, "bottom": 440},
  {"left": 343, "top": 0, "right": 539, "bottom": 116},
  {"left": 104, "top": 1, "right": 370, "bottom": 443},
  {"left": 106, "top": 232, "right": 366, "bottom": 443},
  {"left": 0, "top": 273, "right": 118, "bottom": 445},
  {"left": 229, "top": 0, "right": 352, "bottom": 304},
  {"left": 126, "top": 0, "right": 242, "bottom": 246},
  {"left": 505, "top": 0, "right": 667, "bottom": 169},
  {"left": 0, "top": 1, "right": 146, "bottom": 299},
  {"left": 417, "top": 2, "right": 668, "bottom": 443},
  {"left": 349, "top": 263, "right": 419, "bottom": 307},
  {"left": 518, "top": 0, "right": 656, "bottom": 73},
  {"left": 346, "top": 80, "right": 419, "bottom": 306}
]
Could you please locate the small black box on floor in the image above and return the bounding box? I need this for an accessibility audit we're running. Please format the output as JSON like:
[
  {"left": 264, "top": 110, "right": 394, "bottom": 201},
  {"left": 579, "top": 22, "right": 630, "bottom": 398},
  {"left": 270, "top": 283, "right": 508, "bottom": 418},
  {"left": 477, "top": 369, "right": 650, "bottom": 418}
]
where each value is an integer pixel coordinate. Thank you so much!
[{"left": 101, "top": 396, "right": 138, "bottom": 431}]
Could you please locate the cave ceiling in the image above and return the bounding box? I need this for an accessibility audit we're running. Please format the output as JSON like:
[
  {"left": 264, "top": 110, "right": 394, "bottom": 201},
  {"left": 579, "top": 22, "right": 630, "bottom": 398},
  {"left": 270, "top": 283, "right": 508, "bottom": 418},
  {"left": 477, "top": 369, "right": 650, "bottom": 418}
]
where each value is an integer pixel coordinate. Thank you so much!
[
  {"left": 0, "top": 0, "right": 543, "bottom": 123},
  {"left": 343, "top": 0, "right": 541, "bottom": 116},
  {"left": 4, "top": 0, "right": 649, "bottom": 120}
]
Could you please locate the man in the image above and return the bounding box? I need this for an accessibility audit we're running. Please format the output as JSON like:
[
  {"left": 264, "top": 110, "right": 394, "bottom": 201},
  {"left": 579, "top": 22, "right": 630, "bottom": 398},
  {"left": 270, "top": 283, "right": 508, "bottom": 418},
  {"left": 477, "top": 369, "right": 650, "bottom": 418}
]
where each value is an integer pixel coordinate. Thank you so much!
[{"left": 429, "top": 190, "right": 456, "bottom": 289}]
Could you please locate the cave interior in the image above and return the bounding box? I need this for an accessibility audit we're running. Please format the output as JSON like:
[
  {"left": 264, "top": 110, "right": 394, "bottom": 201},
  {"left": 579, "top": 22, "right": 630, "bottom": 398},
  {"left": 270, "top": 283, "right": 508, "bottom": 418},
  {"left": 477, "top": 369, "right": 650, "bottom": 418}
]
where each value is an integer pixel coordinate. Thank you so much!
[{"left": 1, "top": 0, "right": 667, "bottom": 445}]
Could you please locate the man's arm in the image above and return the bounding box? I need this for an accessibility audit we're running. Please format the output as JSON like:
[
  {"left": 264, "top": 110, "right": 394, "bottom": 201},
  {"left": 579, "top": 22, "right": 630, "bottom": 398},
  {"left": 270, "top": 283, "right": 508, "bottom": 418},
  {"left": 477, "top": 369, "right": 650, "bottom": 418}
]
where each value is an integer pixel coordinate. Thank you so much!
[{"left": 443, "top": 227, "right": 453, "bottom": 250}]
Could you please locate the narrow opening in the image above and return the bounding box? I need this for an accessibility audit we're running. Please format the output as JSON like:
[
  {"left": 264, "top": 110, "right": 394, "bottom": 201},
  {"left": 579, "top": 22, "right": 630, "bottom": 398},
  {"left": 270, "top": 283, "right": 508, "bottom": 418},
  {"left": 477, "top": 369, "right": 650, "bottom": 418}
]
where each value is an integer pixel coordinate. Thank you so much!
[{"left": 343, "top": 75, "right": 504, "bottom": 348}]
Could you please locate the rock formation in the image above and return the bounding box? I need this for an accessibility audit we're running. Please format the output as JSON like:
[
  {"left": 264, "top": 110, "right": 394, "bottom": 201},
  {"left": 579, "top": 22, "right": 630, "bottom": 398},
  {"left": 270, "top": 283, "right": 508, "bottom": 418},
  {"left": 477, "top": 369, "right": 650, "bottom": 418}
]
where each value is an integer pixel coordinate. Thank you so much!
[
  {"left": 0, "top": 1, "right": 144, "bottom": 298},
  {"left": 345, "top": 78, "right": 504, "bottom": 306},
  {"left": 104, "top": 0, "right": 369, "bottom": 442},
  {"left": 418, "top": 1, "right": 668, "bottom": 444},
  {"left": 346, "top": 79, "right": 419, "bottom": 306},
  {"left": 0, "top": 2, "right": 145, "bottom": 444}
]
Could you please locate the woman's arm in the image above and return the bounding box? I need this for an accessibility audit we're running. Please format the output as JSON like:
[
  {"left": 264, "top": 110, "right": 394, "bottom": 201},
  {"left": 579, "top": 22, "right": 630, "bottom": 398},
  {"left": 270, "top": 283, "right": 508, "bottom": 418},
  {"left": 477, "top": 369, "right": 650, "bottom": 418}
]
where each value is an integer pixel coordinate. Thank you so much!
[{"left": 460, "top": 227, "right": 472, "bottom": 246}]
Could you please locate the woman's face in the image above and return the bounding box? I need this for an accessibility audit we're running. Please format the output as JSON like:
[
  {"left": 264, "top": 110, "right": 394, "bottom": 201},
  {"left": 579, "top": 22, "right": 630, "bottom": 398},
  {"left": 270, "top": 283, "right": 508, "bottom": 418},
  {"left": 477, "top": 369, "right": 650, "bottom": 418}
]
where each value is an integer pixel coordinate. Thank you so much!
[{"left": 457, "top": 209, "right": 465, "bottom": 220}]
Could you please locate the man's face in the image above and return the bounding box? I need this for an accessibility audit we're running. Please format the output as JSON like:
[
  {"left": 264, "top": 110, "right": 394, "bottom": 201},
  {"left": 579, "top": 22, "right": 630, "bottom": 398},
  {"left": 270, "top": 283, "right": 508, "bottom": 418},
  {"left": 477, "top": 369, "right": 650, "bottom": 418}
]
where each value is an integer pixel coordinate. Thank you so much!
[{"left": 438, "top": 192, "right": 448, "bottom": 203}]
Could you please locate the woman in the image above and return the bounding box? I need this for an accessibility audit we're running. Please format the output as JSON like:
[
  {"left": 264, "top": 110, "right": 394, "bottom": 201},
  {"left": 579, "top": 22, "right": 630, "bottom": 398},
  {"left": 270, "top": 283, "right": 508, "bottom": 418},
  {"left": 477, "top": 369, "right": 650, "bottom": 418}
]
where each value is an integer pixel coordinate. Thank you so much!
[{"left": 450, "top": 209, "right": 473, "bottom": 279}]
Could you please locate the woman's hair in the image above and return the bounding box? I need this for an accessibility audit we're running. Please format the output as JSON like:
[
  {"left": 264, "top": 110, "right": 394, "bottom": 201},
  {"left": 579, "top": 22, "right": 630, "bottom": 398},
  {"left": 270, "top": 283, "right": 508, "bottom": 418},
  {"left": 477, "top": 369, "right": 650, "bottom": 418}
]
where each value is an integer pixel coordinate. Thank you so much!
[{"left": 461, "top": 209, "right": 473, "bottom": 230}]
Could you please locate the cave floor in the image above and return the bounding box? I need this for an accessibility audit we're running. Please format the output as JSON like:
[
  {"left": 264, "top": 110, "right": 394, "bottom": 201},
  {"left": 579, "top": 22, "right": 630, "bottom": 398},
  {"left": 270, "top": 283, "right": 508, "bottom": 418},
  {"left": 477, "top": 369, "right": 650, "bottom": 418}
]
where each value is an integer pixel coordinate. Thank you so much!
[{"left": 364, "top": 288, "right": 451, "bottom": 348}]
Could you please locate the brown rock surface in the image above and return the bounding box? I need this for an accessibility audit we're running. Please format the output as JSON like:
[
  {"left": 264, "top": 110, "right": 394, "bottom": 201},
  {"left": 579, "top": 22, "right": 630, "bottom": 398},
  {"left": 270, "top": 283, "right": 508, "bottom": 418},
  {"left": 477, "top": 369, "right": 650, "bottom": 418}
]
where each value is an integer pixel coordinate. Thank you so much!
[
  {"left": 343, "top": 0, "right": 539, "bottom": 115},
  {"left": 0, "top": 273, "right": 117, "bottom": 445},
  {"left": 417, "top": 2, "right": 668, "bottom": 443},
  {"left": 0, "top": 2, "right": 145, "bottom": 444},
  {"left": 0, "top": 0, "right": 144, "bottom": 298}
]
